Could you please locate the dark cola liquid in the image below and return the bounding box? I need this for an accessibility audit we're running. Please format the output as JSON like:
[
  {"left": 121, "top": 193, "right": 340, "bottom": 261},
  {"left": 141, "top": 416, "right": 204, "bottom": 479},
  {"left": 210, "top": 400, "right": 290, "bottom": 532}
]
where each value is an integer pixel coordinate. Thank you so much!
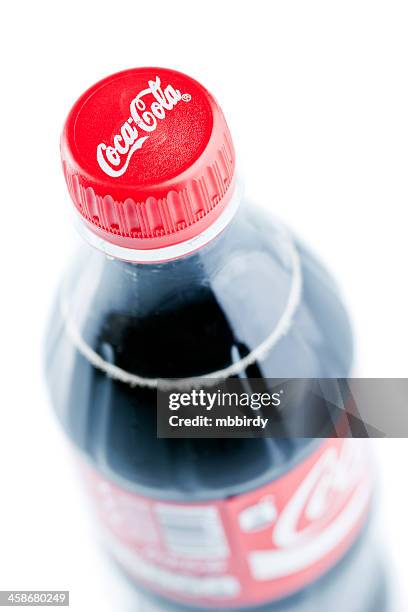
[{"left": 44, "top": 204, "right": 387, "bottom": 611}]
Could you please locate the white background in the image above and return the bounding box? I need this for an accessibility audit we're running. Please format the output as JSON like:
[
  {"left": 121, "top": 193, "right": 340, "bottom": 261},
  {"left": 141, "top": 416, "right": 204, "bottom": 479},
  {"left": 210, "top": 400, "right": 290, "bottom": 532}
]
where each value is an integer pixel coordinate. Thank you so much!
[{"left": 1, "top": 0, "right": 408, "bottom": 610}]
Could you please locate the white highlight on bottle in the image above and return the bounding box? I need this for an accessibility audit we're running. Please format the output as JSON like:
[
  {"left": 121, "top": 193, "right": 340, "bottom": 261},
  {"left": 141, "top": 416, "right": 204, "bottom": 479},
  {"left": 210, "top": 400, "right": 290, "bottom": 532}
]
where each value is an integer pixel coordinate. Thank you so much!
[{"left": 61, "top": 216, "right": 302, "bottom": 390}]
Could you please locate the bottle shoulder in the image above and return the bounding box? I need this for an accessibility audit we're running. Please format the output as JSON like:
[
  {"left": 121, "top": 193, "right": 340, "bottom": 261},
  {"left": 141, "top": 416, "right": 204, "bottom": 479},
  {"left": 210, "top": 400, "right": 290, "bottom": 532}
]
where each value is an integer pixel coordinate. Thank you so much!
[{"left": 52, "top": 205, "right": 352, "bottom": 381}]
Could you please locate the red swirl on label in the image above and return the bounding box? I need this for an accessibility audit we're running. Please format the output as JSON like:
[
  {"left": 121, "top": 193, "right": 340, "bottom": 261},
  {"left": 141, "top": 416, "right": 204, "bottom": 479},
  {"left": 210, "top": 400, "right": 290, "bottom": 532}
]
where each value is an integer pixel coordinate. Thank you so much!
[{"left": 81, "top": 439, "right": 372, "bottom": 608}]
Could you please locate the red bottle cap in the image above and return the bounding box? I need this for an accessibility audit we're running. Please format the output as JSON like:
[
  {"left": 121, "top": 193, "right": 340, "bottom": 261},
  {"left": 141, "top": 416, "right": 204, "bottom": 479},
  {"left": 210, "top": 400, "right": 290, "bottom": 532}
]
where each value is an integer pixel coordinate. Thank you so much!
[{"left": 61, "top": 67, "right": 236, "bottom": 252}]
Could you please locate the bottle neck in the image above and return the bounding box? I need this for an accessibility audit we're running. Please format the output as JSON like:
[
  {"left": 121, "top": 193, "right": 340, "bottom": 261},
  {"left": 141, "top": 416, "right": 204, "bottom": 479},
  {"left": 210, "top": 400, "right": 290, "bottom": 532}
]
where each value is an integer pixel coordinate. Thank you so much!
[{"left": 73, "top": 180, "right": 243, "bottom": 264}]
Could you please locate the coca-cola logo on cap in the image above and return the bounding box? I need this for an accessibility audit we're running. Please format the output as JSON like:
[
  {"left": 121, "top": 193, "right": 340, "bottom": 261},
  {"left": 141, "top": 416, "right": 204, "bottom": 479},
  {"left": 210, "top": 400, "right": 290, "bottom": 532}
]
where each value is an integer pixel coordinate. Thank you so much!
[{"left": 96, "top": 76, "right": 191, "bottom": 178}]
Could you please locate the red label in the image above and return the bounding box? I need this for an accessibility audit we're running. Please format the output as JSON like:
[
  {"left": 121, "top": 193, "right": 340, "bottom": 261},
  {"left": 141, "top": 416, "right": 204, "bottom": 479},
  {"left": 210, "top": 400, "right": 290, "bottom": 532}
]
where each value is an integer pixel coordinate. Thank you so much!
[{"left": 82, "top": 439, "right": 372, "bottom": 608}]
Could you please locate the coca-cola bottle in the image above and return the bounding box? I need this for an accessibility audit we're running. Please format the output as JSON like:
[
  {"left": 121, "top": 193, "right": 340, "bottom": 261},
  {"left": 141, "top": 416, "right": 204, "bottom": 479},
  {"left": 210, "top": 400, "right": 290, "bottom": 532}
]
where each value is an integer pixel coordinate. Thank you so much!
[{"left": 44, "top": 68, "right": 388, "bottom": 611}]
